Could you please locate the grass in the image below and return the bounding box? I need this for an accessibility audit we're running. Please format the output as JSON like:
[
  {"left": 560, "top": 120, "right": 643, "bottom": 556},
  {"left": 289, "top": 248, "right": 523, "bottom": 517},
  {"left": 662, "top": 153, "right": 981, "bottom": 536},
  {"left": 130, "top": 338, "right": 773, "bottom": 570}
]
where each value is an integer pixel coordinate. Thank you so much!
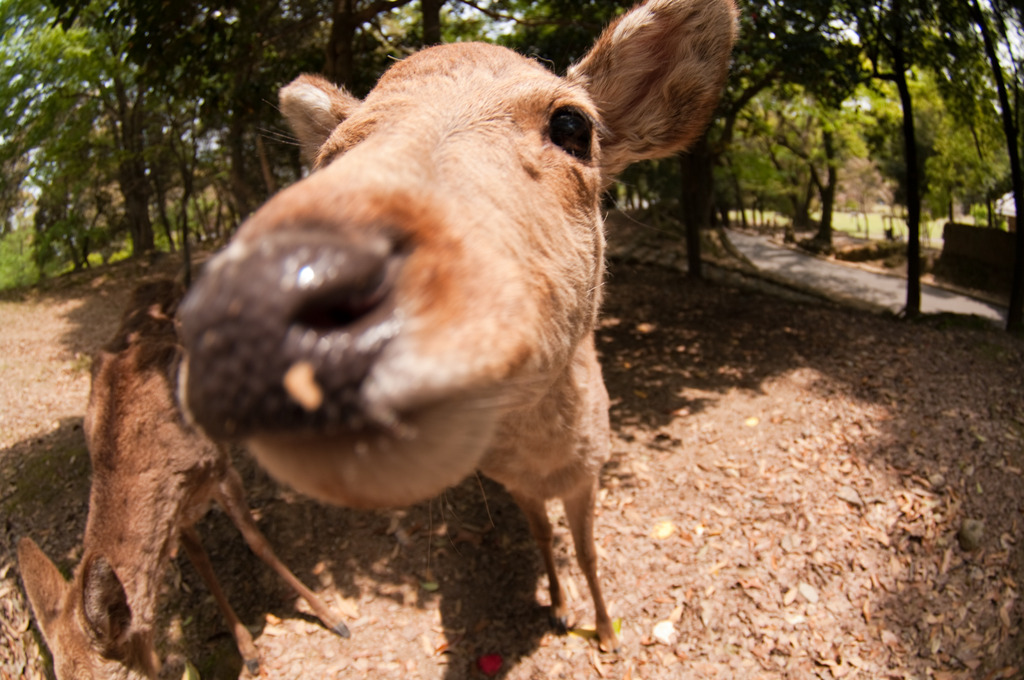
[
  {"left": 729, "top": 209, "right": 950, "bottom": 247},
  {"left": 827, "top": 211, "right": 947, "bottom": 246},
  {"left": 0, "top": 229, "right": 137, "bottom": 292},
  {"left": 69, "top": 353, "right": 93, "bottom": 375},
  {"left": 0, "top": 230, "right": 40, "bottom": 290},
  {"left": 1, "top": 436, "right": 90, "bottom": 516}
]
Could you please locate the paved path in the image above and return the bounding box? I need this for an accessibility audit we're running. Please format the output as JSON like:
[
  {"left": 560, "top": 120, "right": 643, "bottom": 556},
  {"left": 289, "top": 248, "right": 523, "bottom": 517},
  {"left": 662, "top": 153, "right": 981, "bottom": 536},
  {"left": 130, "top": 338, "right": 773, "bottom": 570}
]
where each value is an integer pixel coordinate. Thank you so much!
[{"left": 725, "top": 230, "right": 1008, "bottom": 325}]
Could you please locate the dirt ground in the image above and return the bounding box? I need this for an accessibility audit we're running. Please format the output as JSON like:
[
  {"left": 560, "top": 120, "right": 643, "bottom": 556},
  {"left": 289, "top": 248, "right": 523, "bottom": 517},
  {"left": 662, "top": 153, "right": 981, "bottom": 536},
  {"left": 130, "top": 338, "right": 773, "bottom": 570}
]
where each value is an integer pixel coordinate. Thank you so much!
[{"left": 1, "top": 245, "right": 1023, "bottom": 680}]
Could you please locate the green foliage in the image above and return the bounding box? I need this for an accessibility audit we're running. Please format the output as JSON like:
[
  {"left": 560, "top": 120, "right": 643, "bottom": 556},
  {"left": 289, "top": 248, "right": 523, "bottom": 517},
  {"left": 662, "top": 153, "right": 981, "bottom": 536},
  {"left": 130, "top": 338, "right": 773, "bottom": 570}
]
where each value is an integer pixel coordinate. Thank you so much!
[
  {"left": 923, "top": 92, "right": 1008, "bottom": 220},
  {"left": 0, "top": 0, "right": 131, "bottom": 271},
  {"left": 615, "top": 158, "right": 683, "bottom": 212},
  {"left": 0, "top": 229, "right": 39, "bottom": 290},
  {"left": 970, "top": 204, "right": 1009, "bottom": 231},
  {"left": 0, "top": 0, "right": 1018, "bottom": 305},
  {"left": 492, "top": 0, "right": 624, "bottom": 73},
  {"left": 854, "top": 64, "right": 1011, "bottom": 224}
]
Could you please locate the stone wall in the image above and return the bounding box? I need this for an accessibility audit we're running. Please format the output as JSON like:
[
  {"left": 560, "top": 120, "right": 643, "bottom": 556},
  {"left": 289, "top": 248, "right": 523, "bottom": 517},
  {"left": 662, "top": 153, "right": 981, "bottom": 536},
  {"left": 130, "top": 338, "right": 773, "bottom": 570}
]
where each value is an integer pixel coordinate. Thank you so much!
[{"left": 936, "top": 222, "right": 1015, "bottom": 292}]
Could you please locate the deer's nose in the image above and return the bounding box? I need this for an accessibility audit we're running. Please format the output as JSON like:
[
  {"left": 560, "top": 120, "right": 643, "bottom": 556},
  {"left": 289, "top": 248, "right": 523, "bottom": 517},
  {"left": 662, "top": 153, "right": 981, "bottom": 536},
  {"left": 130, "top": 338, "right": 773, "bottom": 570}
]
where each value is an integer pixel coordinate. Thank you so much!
[{"left": 178, "top": 229, "right": 403, "bottom": 439}]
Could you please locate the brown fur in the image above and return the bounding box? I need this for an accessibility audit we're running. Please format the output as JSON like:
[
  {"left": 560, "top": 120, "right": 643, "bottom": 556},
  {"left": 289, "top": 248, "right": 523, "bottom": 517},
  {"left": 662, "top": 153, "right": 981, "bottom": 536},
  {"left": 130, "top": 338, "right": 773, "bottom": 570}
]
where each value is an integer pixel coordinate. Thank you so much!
[
  {"left": 18, "top": 280, "right": 347, "bottom": 679},
  {"left": 181, "top": 0, "right": 737, "bottom": 654}
]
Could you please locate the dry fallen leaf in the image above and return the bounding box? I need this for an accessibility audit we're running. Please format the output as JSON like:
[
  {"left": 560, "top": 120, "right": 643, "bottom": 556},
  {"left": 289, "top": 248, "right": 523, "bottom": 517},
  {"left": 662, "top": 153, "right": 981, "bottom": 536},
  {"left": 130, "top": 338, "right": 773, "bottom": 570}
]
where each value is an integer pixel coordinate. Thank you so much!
[
  {"left": 651, "top": 520, "right": 676, "bottom": 540},
  {"left": 282, "top": 360, "right": 324, "bottom": 411},
  {"left": 652, "top": 620, "right": 677, "bottom": 645},
  {"left": 181, "top": 661, "right": 200, "bottom": 680},
  {"left": 798, "top": 582, "right": 820, "bottom": 604},
  {"left": 588, "top": 647, "right": 606, "bottom": 678},
  {"left": 836, "top": 485, "right": 864, "bottom": 507}
]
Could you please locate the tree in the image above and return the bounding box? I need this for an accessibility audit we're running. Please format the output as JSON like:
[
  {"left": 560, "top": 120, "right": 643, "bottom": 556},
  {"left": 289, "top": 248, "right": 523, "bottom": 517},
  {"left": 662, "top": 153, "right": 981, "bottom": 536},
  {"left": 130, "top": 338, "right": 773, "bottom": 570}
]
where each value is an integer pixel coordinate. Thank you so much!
[
  {"left": 922, "top": 75, "right": 1007, "bottom": 226},
  {"left": 722, "top": 131, "right": 788, "bottom": 229},
  {"left": 68, "top": 3, "right": 159, "bottom": 255},
  {"left": 732, "top": 91, "right": 817, "bottom": 241},
  {"left": 839, "top": 156, "right": 894, "bottom": 231},
  {"left": 422, "top": 0, "right": 443, "bottom": 44},
  {"left": 727, "top": 86, "right": 863, "bottom": 251},
  {"left": 0, "top": 0, "right": 132, "bottom": 265},
  {"left": 681, "top": 137, "right": 713, "bottom": 278},
  {"left": 965, "top": 0, "right": 1024, "bottom": 331},
  {"left": 683, "top": 0, "right": 861, "bottom": 277},
  {"left": 324, "top": 0, "right": 415, "bottom": 89},
  {"left": 845, "top": 0, "right": 939, "bottom": 318},
  {"left": 908, "top": 0, "right": 1024, "bottom": 331}
]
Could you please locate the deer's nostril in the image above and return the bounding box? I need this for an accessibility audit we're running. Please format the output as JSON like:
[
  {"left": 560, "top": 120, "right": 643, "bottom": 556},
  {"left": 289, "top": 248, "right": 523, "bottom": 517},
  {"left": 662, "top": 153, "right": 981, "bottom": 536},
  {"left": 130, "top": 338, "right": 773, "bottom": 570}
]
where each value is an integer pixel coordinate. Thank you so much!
[
  {"left": 294, "top": 300, "right": 368, "bottom": 331},
  {"left": 290, "top": 260, "right": 395, "bottom": 333}
]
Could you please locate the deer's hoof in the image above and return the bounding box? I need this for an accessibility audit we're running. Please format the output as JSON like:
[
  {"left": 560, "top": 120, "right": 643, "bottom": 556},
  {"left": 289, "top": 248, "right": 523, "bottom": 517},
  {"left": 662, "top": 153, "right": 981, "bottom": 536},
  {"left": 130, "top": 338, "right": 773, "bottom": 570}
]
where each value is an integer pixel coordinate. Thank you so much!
[
  {"left": 597, "top": 628, "right": 621, "bottom": 654},
  {"left": 244, "top": 658, "right": 260, "bottom": 675},
  {"left": 332, "top": 620, "right": 352, "bottom": 638},
  {"left": 549, "top": 611, "right": 569, "bottom": 634}
]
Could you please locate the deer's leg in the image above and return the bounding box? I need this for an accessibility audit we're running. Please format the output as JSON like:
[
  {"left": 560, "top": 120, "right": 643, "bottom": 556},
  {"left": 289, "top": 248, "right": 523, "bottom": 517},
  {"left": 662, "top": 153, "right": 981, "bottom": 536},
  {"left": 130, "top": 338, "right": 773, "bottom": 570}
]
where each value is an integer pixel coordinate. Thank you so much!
[
  {"left": 179, "top": 527, "right": 261, "bottom": 674},
  {"left": 563, "top": 480, "right": 619, "bottom": 652},
  {"left": 508, "top": 491, "right": 568, "bottom": 630},
  {"left": 214, "top": 464, "right": 350, "bottom": 638}
]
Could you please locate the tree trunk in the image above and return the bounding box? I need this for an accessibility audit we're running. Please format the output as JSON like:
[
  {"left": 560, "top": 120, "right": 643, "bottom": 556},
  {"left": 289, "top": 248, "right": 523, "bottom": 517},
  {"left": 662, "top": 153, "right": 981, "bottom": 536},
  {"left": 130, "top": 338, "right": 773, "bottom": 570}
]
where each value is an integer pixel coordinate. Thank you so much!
[
  {"left": 893, "top": 56, "right": 921, "bottom": 318},
  {"left": 680, "top": 135, "right": 713, "bottom": 280},
  {"left": 112, "top": 78, "right": 154, "bottom": 256},
  {"left": 970, "top": 0, "right": 1023, "bottom": 332},
  {"left": 256, "top": 135, "right": 278, "bottom": 196},
  {"left": 180, "top": 190, "right": 192, "bottom": 288},
  {"left": 151, "top": 167, "right": 177, "bottom": 253},
  {"left": 191, "top": 194, "right": 212, "bottom": 239},
  {"left": 118, "top": 160, "right": 154, "bottom": 255},
  {"left": 176, "top": 142, "right": 195, "bottom": 288},
  {"left": 79, "top": 233, "right": 91, "bottom": 269},
  {"left": 215, "top": 180, "right": 238, "bottom": 238},
  {"left": 726, "top": 161, "right": 748, "bottom": 229},
  {"left": 326, "top": 0, "right": 357, "bottom": 87},
  {"left": 326, "top": 1, "right": 415, "bottom": 87},
  {"left": 816, "top": 129, "right": 837, "bottom": 247},
  {"left": 793, "top": 178, "right": 814, "bottom": 231},
  {"left": 422, "top": 0, "right": 443, "bottom": 45},
  {"left": 227, "top": 116, "right": 256, "bottom": 221}
]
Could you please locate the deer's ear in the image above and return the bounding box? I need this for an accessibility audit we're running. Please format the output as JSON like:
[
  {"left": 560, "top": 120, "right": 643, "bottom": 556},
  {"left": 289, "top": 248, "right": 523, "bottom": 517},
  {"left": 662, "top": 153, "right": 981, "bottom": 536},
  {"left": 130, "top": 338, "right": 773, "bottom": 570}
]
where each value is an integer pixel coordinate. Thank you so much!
[
  {"left": 80, "top": 553, "right": 132, "bottom": 652},
  {"left": 18, "top": 538, "right": 70, "bottom": 639},
  {"left": 280, "top": 74, "right": 362, "bottom": 167},
  {"left": 569, "top": 0, "right": 737, "bottom": 178}
]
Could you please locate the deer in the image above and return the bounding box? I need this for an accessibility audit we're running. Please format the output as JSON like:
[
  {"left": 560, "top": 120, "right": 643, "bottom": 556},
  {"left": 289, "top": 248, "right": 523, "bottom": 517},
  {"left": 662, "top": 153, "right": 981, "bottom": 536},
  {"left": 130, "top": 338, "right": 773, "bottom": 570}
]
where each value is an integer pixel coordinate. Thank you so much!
[
  {"left": 177, "top": 0, "right": 737, "bottom": 655},
  {"left": 18, "top": 279, "right": 349, "bottom": 679}
]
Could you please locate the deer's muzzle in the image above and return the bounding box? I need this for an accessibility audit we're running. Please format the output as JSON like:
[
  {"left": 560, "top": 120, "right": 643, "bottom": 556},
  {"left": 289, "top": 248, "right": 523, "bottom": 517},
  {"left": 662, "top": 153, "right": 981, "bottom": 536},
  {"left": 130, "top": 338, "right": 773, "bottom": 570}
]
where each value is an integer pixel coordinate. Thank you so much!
[{"left": 178, "top": 228, "right": 403, "bottom": 440}]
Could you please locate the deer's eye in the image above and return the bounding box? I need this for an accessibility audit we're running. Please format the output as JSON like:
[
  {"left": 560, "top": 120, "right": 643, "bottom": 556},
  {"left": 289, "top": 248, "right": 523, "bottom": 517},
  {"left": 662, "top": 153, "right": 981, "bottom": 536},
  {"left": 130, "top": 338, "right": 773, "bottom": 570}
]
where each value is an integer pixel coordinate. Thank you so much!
[{"left": 549, "top": 107, "right": 592, "bottom": 161}]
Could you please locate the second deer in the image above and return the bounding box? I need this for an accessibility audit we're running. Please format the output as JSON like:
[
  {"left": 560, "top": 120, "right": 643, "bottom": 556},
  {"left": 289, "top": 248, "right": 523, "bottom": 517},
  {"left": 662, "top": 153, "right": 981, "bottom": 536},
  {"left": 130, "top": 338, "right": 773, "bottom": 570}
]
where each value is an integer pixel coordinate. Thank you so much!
[{"left": 18, "top": 279, "right": 348, "bottom": 679}]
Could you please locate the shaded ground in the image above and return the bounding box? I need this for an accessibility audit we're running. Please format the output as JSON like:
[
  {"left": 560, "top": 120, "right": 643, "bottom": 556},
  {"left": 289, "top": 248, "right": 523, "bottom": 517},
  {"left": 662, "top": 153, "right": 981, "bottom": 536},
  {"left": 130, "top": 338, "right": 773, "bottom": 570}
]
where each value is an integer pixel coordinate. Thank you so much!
[{"left": 2, "top": 248, "right": 1023, "bottom": 679}]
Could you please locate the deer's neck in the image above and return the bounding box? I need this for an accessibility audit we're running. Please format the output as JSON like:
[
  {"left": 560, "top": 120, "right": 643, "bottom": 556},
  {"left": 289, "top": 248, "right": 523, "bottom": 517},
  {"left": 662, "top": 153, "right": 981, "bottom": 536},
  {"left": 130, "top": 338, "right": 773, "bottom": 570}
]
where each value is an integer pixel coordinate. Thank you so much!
[{"left": 82, "top": 460, "right": 217, "bottom": 631}]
